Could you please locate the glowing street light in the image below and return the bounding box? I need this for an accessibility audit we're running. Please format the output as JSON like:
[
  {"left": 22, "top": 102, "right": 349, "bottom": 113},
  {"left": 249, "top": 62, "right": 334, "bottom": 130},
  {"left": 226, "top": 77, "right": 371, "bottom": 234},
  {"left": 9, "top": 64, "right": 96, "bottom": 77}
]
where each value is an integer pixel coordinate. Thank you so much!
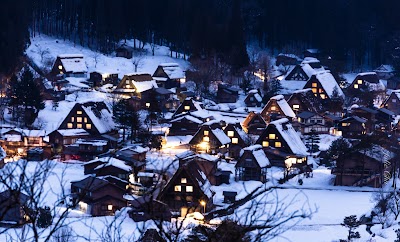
[{"left": 200, "top": 200, "right": 206, "bottom": 214}]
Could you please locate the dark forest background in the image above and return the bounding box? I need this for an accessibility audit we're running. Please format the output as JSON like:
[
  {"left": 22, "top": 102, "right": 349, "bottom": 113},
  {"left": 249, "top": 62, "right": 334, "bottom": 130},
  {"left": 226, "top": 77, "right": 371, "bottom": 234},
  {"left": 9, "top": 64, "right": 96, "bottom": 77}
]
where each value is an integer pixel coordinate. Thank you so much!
[{"left": 1, "top": 0, "right": 400, "bottom": 74}]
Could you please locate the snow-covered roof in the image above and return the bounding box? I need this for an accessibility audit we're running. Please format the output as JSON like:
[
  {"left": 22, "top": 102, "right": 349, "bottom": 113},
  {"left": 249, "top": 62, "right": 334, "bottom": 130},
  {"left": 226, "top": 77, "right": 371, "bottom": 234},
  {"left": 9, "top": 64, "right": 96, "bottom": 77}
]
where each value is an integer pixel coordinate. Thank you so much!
[
  {"left": 76, "top": 139, "right": 108, "bottom": 146},
  {"left": 197, "top": 153, "right": 219, "bottom": 162},
  {"left": 242, "top": 145, "right": 270, "bottom": 167},
  {"left": 234, "top": 125, "right": 249, "bottom": 143},
  {"left": 93, "top": 157, "right": 132, "bottom": 172},
  {"left": 358, "top": 72, "right": 377, "bottom": 76},
  {"left": 6, "top": 128, "right": 46, "bottom": 137},
  {"left": 170, "top": 115, "right": 203, "bottom": 124},
  {"left": 57, "top": 129, "right": 89, "bottom": 136},
  {"left": 374, "top": 64, "right": 394, "bottom": 73},
  {"left": 59, "top": 55, "right": 87, "bottom": 73},
  {"left": 80, "top": 102, "right": 116, "bottom": 134},
  {"left": 361, "top": 145, "right": 395, "bottom": 163},
  {"left": 158, "top": 63, "right": 185, "bottom": 79},
  {"left": 269, "top": 118, "right": 308, "bottom": 156},
  {"left": 312, "top": 71, "right": 344, "bottom": 98},
  {"left": 65, "top": 77, "right": 90, "bottom": 88},
  {"left": 248, "top": 89, "right": 262, "bottom": 102},
  {"left": 211, "top": 128, "right": 231, "bottom": 145},
  {"left": 133, "top": 80, "right": 158, "bottom": 93},
  {"left": 270, "top": 95, "right": 296, "bottom": 118}
]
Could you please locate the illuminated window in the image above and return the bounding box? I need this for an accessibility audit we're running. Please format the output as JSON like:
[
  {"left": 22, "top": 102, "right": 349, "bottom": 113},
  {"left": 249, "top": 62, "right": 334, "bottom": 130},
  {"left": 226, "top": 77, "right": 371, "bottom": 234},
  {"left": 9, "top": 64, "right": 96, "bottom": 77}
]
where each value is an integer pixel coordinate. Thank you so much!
[
  {"left": 271, "top": 106, "right": 276, "bottom": 111},
  {"left": 77, "top": 124, "right": 83, "bottom": 128},
  {"left": 146, "top": 103, "right": 150, "bottom": 108},
  {"left": 184, "top": 105, "right": 190, "bottom": 111},
  {"left": 71, "top": 117, "right": 75, "bottom": 122},
  {"left": 86, "top": 124, "right": 92, "bottom": 129},
  {"left": 181, "top": 178, "right": 187, "bottom": 184},
  {"left": 58, "top": 65, "right": 63, "bottom": 70},
  {"left": 232, "top": 138, "right": 238, "bottom": 144},
  {"left": 125, "top": 85, "right": 130, "bottom": 89},
  {"left": 186, "top": 196, "right": 193, "bottom": 201},
  {"left": 275, "top": 142, "right": 282, "bottom": 148},
  {"left": 227, "top": 131, "right": 234, "bottom": 137},
  {"left": 67, "top": 123, "right": 73, "bottom": 128},
  {"left": 77, "top": 117, "right": 82, "bottom": 123},
  {"left": 392, "top": 99, "right": 397, "bottom": 103},
  {"left": 174, "top": 185, "right": 181, "bottom": 192},
  {"left": 204, "top": 130, "right": 209, "bottom": 136},
  {"left": 354, "top": 84, "right": 359, "bottom": 89},
  {"left": 293, "top": 104, "right": 300, "bottom": 110},
  {"left": 320, "top": 94, "right": 326, "bottom": 99},
  {"left": 319, "top": 88, "right": 323, "bottom": 93},
  {"left": 186, "top": 186, "right": 193, "bottom": 192},
  {"left": 262, "top": 141, "right": 269, "bottom": 147},
  {"left": 84, "top": 117, "right": 88, "bottom": 123},
  {"left": 312, "top": 82, "right": 317, "bottom": 87},
  {"left": 203, "top": 136, "right": 210, "bottom": 142},
  {"left": 357, "top": 79, "right": 363, "bottom": 84},
  {"left": 77, "top": 111, "right": 82, "bottom": 115},
  {"left": 342, "top": 123, "right": 350, "bottom": 127},
  {"left": 126, "top": 80, "right": 129, "bottom": 84},
  {"left": 312, "top": 88, "right": 317, "bottom": 93},
  {"left": 107, "top": 205, "right": 113, "bottom": 211},
  {"left": 268, "top": 133, "right": 276, "bottom": 139}
]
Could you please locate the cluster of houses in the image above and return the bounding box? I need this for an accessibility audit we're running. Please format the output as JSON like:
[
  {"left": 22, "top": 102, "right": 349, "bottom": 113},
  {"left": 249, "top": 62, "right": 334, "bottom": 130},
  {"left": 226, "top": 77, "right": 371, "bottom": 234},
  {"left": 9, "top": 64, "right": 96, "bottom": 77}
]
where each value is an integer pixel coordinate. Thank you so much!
[{"left": 1, "top": 47, "right": 400, "bottom": 229}]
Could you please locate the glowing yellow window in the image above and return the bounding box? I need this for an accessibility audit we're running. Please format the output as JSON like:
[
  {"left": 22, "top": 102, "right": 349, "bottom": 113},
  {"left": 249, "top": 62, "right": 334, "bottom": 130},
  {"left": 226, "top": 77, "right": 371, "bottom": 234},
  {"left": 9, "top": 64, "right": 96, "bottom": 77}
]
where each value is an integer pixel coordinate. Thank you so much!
[
  {"left": 86, "top": 124, "right": 92, "bottom": 129},
  {"left": 174, "top": 185, "right": 181, "bottom": 192},
  {"left": 186, "top": 186, "right": 193, "bottom": 192},
  {"left": 312, "top": 88, "right": 317, "bottom": 93},
  {"left": 320, "top": 94, "right": 326, "bottom": 99},
  {"left": 262, "top": 141, "right": 269, "bottom": 147},
  {"left": 275, "top": 142, "right": 282, "bottom": 148},
  {"left": 271, "top": 106, "right": 276, "bottom": 111},
  {"left": 268, "top": 133, "right": 276, "bottom": 139},
  {"left": 232, "top": 138, "right": 238, "bottom": 144},
  {"left": 227, "top": 131, "right": 234, "bottom": 137},
  {"left": 293, "top": 104, "right": 300, "bottom": 110},
  {"left": 67, "top": 123, "right": 73, "bottom": 128},
  {"left": 354, "top": 84, "right": 359, "bottom": 89},
  {"left": 181, "top": 178, "right": 187, "bottom": 184},
  {"left": 84, "top": 117, "right": 88, "bottom": 123},
  {"left": 58, "top": 65, "right": 63, "bottom": 70},
  {"left": 312, "top": 82, "right": 317, "bottom": 87},
  {"left": 184, "top": 106, "right": 190, "bottom": 111},
  {"left": 77, "top": 111, "right": 82, "bottom": 115},
  {"left": 71, "top": 117, "right": 75, "bottom": 122},
  {"left": 203, "top": 136, "right": 210, "bottom": 142},
  {"left": 77, "top": 117, "right": 82, "bottom": 123},
  {"left": 204, "top": 130, "right": 209, "bottom": 136},
  {"left": 77, "top": 124, "right": 83, "bottom": 128},
  {"left": 319, "top": 88, "right": 323, "bottom": 93},
  {"left": 357, "top": 79, "right": 363, "bottom": 84},
  {"left": 107, "top": 205, "right": 113, "bottom": 211}
]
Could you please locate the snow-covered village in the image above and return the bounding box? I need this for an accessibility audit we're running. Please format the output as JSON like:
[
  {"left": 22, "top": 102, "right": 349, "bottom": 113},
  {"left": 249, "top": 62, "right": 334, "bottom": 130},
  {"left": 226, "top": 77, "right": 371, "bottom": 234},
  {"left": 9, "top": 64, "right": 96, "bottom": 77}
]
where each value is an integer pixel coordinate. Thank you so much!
[{"left": 1, "top": 1, "right": 400, "bottom": 242}]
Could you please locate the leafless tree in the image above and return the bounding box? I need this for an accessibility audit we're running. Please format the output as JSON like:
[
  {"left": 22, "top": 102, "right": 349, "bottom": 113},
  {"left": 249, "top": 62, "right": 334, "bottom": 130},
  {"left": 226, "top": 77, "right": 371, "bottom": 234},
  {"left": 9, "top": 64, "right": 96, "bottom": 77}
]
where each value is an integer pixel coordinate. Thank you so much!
[{"left": 132, "top": 51, "right": 145, "bottom": 72}]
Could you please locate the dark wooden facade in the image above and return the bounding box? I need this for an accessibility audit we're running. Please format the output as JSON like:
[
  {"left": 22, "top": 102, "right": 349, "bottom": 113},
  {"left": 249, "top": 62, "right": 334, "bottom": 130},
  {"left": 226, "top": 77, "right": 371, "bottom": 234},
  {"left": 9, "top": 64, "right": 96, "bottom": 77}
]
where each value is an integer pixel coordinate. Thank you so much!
[
  {"left": 382, "top": 91, "right": 400, "bottom": 115},
  {"left": 332, "top": 145, "right": 394, "bottom": 188},
  {"left": 260, "top": 95, "right": 295, "bottom": 123},
  {"left": 216, "top": 84, "right": 239, "bottom": 103},
  {"left": 223, "top": 123, "right": 250, "bottom": 159},
  {"left": 157, "top": 160, "right": 214, "bottom": 216},
  {"left": 0, "top": 190, "right": 29, "bottom": 225},
  {"left": 71, "top": 176, "right": 127, "bottom": 216},
  {"left": 172, "top": 98, "right": 203, "bottom": 118},
  {"left": 287, "top": 89, "right": 325, "bottom": 114},
  {"left": 189, "top": 125, "right": 230, "bottom": 155},
  {"left": 244, "top": 90, "right": 262, "bottom": 107},
  {"left": 337, "top": 116, "right": 367, "bottom": 138},
  {"left": 152, "top": 64, "right": 183, "bottom": 89},
  {"left": 169, "top": 114, "right": 203, "bottom": 136},
  {"left": 235, "top": 145, "right": 270, "bottom": 182},
  {"left": 242, "top": 112, "right": 267, "bottom": 135}
]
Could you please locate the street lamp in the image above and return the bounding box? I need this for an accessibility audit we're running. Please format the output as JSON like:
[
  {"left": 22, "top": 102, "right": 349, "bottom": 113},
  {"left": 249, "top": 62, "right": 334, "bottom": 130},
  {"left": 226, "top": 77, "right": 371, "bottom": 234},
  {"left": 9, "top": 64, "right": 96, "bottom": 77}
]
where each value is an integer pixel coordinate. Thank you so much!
[{"left": 200, "top": 200, "right": 206, "bottom": 214}]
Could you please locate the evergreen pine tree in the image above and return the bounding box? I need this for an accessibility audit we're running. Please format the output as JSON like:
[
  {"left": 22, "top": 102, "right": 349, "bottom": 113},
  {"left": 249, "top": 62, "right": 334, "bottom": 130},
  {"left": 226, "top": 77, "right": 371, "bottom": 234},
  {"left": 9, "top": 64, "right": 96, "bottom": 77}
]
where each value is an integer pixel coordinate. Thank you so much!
[
  {"left": 305, "top": 129, "right": 320, "bottom": 154},
  {"left": 37, "top": 206, "right": 53, "bottom": 228},
  {"left": 341, "top": 215, "right": 361, "bottom": 241}
]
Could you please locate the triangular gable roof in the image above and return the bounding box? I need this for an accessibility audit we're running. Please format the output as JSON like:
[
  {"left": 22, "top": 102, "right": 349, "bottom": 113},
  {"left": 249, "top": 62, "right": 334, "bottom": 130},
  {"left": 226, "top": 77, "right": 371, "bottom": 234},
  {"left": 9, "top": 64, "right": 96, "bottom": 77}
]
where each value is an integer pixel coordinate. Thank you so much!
[
  {"left": 374, "top": 64, "right": 394, "bottom": 73},
  {"left": 86, "top": 157, "right": 132, "bottom": 172},
  {"left": 382, "top": 90, "right": 400, "bottom": 107},
  {"left": 284, "top": 58, "right": 325, "bottom": 81},
  {"left": 80, "top": 102, "right": 116, "bottom": 134},
  {"left": 245, "top": 90, "right": 262, "bottom": 103},
  {"left": 58, "top": 54, "right": 87, "bottom": 73},
  {"left": 340, "top": 116, "right": 367, "bottom": 123},
  {"left": 307, "top": 71, "right": 344, "bottom": 98},
  {"left": 258, "top": 118, "right": 308, "bottom": 156},
  {"left": 261, "top": 95, "right": 296, "bottom": 118},
  {"left": 172, "top": 98, "right": 203, "bottom": 118},
  {"left": 241, "top": 145, "right": 270, "bottom": 168},
  {"left": 242, "top": 112, "right": 267, "bottom": 127},
  {"left": 287, "top": 88, "right": 325, "bottom": 113},
  {"left": 154, "top": 63, "right": 185, "bottom": 80},
  {"left": 158, "top": 160, "right": 213, "bottom": 200}
]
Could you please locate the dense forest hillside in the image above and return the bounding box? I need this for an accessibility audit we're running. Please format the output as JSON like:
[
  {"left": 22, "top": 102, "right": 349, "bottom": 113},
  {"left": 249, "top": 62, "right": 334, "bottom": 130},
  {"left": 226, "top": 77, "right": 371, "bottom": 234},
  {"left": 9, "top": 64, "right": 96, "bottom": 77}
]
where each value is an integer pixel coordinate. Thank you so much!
[{"left": 1, "top": 0, "right": 400, "bottom": 74}]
